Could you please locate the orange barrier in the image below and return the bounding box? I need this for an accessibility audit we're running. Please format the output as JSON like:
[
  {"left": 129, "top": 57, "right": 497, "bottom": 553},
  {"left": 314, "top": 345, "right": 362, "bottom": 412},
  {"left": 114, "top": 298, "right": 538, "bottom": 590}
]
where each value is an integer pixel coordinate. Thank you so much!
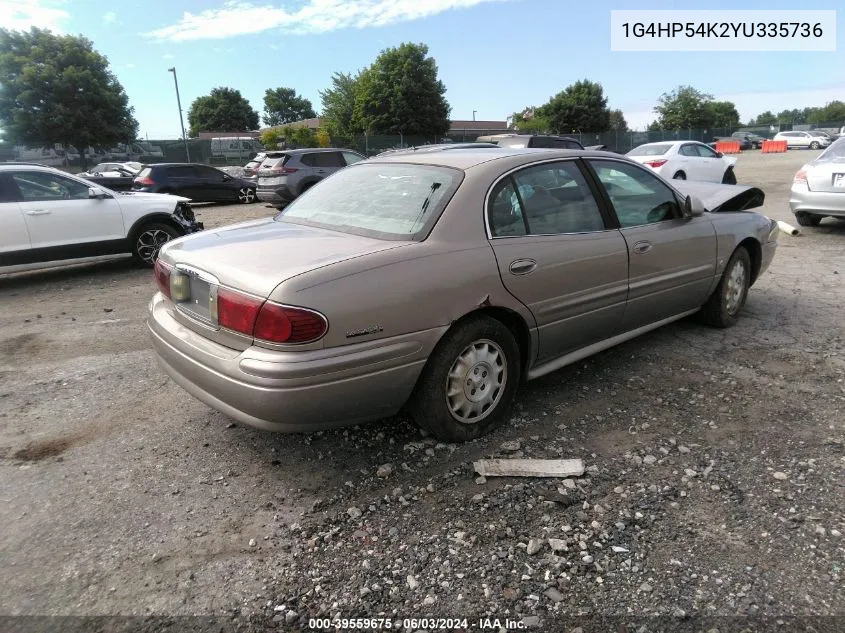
[
  {"left": 716, "top": 140, "right": 741, "bottom": 154},
  {"left": 761, "top": 140, "right": 787, "bottom": 153}
]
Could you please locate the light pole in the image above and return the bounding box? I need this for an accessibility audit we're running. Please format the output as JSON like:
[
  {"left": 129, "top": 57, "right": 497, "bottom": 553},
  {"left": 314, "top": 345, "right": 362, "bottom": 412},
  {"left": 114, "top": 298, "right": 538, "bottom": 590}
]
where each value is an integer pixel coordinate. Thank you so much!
[
  {"left": 472, "top": 110, "right": 477, "bottom": 121},
  {"left": 168, "top": 67, "right": 190, "bottom": 162}
]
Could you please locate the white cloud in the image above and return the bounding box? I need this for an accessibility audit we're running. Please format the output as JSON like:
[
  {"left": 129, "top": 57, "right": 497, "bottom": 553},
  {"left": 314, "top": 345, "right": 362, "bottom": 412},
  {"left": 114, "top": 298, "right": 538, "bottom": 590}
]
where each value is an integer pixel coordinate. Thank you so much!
[
  {"left": 0, "top": 0, "right": 69, "bottom": 32},
  {"left": 162, "top": 53, "right": 174, "bottom": 60},
  {"left": 145, "top": 0, "right": 510, "bottom": 41},
  {"left": 102, "top": 11, "right": 117, "bottom": 25}
]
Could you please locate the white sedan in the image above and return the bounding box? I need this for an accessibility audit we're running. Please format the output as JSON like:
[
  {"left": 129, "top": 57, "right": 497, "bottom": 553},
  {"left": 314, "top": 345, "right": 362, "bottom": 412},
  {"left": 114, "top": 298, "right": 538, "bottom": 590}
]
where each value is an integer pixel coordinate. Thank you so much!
[{"left": 627, "top": 141, "right": 738, "bottom": 184}]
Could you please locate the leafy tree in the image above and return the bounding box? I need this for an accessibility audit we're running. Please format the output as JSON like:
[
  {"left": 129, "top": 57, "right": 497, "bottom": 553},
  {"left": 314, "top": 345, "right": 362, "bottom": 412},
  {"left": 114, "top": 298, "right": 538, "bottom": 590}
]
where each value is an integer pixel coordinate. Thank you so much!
[
  {"left": 315, "top": 128, "right": 331, "bottom": 147},
  {"left": 354, "top": 43, "right": 450, "bottom": 136},
  {"left": 262, "top": 86, "right": 316, "bottom": 127},
  {"left": 653, "top": 86, "right": 713, "bottom": 129},
  {"left": 777, "top": 108, "right": 805, "bottom": 124},
  {"left": 608, "top": 109, "right": 628, "bottom": 132},
  {"left": 187, "top": 87, "right": 258, "bottom": 137},
  {"left": 537, "top": 80, "right": 611, "bottom": 133},
  {"left": 0, "top": 27, "right": 138, "bottom": 168},
  {"left": 749, "top": 111, "right": 777, "bottom": 126},
  {"left": 809, "top": 100, "right": 845, "bottom": 124},
  {"left": 706, "top": 101, "right": 740, "bottom": 128},
  {"left": 319, "top": 72, "right": 361, "bottom": 140},
  {"left": 260, "top": 128, "right": 285, "bottom": 150},
  {"left": 511, "top": 107, "right": 550, "bottom": 133},
  {"left": 282, "top": 125, "right": 316, "bottom": 148}
]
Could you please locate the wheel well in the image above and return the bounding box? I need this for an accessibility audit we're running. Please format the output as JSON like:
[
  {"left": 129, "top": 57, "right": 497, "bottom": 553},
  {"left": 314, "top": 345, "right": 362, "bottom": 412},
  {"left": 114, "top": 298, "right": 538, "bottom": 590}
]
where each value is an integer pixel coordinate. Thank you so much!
[
  {"left": 737, "top": 237, "right": 762, "bottom": 285},
  {"left": 673, "top": 170, "right": 685, "bottom": 177},
  {"left": 128, "top": 214, "right": 184, "bottom": 243},
  {"left": 452, "top": 307, "right": 532, "bottom": 379}
]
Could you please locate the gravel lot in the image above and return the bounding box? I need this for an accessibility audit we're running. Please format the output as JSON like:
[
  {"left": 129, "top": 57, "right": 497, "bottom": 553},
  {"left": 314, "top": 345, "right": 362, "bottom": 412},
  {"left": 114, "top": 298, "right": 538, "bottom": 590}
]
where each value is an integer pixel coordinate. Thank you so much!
[{"left": 1, "top": 151, "right": 843, "bottom": 631}]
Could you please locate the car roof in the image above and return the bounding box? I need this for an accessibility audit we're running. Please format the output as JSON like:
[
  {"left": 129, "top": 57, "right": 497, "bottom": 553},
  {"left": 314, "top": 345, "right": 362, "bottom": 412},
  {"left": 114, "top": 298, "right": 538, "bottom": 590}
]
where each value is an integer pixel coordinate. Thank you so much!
[
  {"left": 277, "top": 147, "right": 359, "bottom": 155},
  {"left": 0, "top": 162, "right": 56, "bottom": 171},
  {"left": 367, "top": 146, "right": 634, "bottom": 170}
]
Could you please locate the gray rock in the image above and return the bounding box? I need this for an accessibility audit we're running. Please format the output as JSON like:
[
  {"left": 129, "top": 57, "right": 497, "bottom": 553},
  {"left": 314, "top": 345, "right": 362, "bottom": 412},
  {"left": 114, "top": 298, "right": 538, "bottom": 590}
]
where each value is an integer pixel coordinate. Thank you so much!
[
  {"left": 643, "top": 455, "right": 658, "bottom": 465},
  {"left": 522, "top": 616, "right": 541, "bottom": 628},
  {"left": 581, "top": 554, "right": 594, "bottom": 564},
  {"left": 423, "top": 595, "right": 436, "bottom": 606},
  {"left": 544, "top": 587, "right": 565, "bottom": 603},
  {"left": 639, "top": 582, "right": 653, "bottom": 593},
  {"left": 772, "top": 471, "right": 788, "bottom": 480},
  {"left": 501, "top": 440, "right": 521, "bottom": 452},
  {"left": 284, "top": 610, "right": 299, "bottom": 625},
  {"left": 527, "top": 538, "right": 544, "bottom": 555},
  {"left": 347, "top": 507, "right": 363, "bottom": 519},
  {"left": 376, "top": 463, "right": 393, "bottom": 478},
  {"left": 407, "top": 575, "right": 419, "bottom": 589},
  {"left": 548, "top": 538, "right": 567, "bottom": 552}
]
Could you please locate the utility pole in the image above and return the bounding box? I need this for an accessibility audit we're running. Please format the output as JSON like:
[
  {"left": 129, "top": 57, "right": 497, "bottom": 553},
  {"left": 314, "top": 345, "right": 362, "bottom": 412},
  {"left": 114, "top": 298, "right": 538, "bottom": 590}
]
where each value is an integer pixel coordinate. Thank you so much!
[
  {"left": 168, "top": 67, "right": 190, "bottom": 162},
  {"left": 472, "top": 110, "right": 477, "bottom": 121}
]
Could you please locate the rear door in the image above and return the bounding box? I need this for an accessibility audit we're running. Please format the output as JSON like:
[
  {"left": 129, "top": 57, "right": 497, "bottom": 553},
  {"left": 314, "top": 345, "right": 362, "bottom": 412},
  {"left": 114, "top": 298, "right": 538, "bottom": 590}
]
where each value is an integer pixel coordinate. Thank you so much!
[
  {"left": 0, "top": 174, "right": 31, "bottom": 265},
  {"left": 10, "top": 170, "right": 125, "bottom": 250},
  {"left": 587, "top": 158, "right": 717, "bottom": 330},
  {"left": 486, "top": 159, "right": 629, "bottom": 363},
  {"left": 313, "top": 151, "right": 346, "bottom": 178}
]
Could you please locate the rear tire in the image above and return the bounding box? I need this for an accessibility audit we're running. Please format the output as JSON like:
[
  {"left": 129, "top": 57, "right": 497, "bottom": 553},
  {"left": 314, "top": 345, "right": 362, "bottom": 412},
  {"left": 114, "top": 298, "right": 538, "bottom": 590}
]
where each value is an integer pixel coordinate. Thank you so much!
[
  {"left": 795, "top": 212, "right": 822, "bottom": 227},
  {"left": 673, "top": 171, "right": 686, "bottom": 180},
  {"left": 237, "top": 187, "right": 256, "bottom": 204},
  {"left": 721, "top": 168, "right": 737, "bottom": 185},
  {"left": 701, "top": 247, "right": 751, "bottom": 328},
  {"left": 407, "top": 316, "right": 521, "bottom": 442},
  {"left": 810, "top": 141, "right": 820, "bottom": 150},
  {"left": 131, "top": 223, "right": 180, "bottom": 267}
]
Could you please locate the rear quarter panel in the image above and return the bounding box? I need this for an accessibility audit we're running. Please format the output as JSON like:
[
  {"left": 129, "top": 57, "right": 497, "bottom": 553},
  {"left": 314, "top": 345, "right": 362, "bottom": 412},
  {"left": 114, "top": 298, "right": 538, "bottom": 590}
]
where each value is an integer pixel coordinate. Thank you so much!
[{"left": 708, "top": 211, "right": 775, "bottom": 279}]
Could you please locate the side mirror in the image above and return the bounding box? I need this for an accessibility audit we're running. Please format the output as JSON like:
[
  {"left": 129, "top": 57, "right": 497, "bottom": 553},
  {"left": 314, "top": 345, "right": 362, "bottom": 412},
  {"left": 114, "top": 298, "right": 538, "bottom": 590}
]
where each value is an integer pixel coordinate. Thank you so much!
[
  {"left": 684, "top": 195, "right": 705, "bottom": 217},
  {"left": 88, "top": 187, "right": 108, "bottom": 199},
  {"left": 222, "top": 174, "right": 231, "bottom": 181},
  {"left": 715, "top": 152, "right": 723, "bottom": 158}
]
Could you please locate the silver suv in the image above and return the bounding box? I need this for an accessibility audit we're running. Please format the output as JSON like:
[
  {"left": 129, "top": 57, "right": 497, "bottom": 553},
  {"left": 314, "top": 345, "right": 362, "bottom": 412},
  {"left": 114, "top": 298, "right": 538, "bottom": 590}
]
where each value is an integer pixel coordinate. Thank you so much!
[{"left": 256, "top": 148, "right": 365, "bottom": 207}]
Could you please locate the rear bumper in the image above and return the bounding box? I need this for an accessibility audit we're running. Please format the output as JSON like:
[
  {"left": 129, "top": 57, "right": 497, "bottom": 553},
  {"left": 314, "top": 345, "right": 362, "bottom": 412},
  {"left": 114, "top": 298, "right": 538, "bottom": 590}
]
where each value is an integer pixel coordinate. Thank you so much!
[
  {"left": 789, "top": 185, "right": 845, "bottom": 218},
  {"left": 147, "top": 293, "right": 444, "bottom": 432},
  {"left": 256, "top": 185, "right": 294, "bottom": 204}
]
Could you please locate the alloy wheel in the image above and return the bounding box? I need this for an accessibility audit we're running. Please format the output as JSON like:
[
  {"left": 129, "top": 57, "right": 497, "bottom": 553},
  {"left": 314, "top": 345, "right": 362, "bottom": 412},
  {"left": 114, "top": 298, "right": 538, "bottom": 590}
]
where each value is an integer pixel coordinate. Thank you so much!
[{"left": 136, "top": 229, "right": 172, "bottom": 264}]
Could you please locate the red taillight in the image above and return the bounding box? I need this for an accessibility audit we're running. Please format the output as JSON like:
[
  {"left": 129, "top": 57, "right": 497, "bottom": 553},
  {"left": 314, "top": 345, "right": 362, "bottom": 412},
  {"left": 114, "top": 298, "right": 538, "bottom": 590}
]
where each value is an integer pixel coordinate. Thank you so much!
[
  {"left": 153, "top": 259, "right": 172, "bottom": 299},
  {"left": 794, "top": 169, "right": 808, "bottom": 184},
  {"left": 215, "top": 287, "right": 328, "bottom": 344},
  {"left": 254, "top": 303, "right": 328, "bottom": 344},
  {"left": 217, "top": 288, "right": 263, "bottom": 335},
  {"left": 135, "top": 176, "right": 155, "bottom": 186},
  {"left": 644, "top": 159, "right": 668, "bottom": 168},
  {"left": 269, "top": 166, "right": 298, "bottom": 175}
]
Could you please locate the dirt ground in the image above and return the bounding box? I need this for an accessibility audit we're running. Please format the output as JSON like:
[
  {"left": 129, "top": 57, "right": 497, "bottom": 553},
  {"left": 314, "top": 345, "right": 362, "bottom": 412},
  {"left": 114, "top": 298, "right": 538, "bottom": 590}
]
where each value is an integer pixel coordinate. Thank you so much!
[{"left": 0, "top": 151, "right": 843, "bottom": 631}]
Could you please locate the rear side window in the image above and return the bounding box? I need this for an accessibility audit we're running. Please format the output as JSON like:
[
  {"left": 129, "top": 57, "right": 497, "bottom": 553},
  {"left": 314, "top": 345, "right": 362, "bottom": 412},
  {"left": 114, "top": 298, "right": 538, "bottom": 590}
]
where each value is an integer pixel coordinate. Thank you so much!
[
  {"left": 168, "top": 166, "right": 197, "bottom": 178},
  {"left": 0, "top": 175, "right": 20, "bottom": 202},
  {"left": 311, "top": 152, "right": 345, "bottom": 168}
]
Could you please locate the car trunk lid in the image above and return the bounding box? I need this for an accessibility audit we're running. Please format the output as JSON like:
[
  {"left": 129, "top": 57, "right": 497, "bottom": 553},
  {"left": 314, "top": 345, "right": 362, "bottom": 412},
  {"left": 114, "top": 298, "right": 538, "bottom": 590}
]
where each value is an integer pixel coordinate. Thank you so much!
[{"left": 805, "top": 157, "right": 845, "bottom": 193}]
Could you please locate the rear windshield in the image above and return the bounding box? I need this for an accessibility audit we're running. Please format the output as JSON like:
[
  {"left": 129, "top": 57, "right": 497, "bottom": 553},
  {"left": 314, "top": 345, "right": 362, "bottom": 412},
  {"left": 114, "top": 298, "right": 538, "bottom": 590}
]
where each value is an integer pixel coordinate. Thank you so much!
[
  {"left": 818, "top": 138, "right": 845, "bottom": 160},
  {"left": 627, "top": 144, "right": 672, "bottom": 156},
  {"left": 275, "top": 163, "right": 462, "bottom": 241},
  {"left": 261, "top": 153, "right": 290, "bottom": 168}
]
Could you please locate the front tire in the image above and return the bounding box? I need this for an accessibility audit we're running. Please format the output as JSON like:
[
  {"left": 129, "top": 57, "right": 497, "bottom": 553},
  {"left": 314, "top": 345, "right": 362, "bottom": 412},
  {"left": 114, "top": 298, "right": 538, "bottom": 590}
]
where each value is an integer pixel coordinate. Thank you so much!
[
  {"left": 701, "top": 247, "right": 751, "bottom": 328},
  {"left": 407, "top": 316, "right": 521, "bottom": 442},
  {"left": 722, "top": 168, "right": 737, "bottom": 184},
  {"left": 132, "top": 223, "right": 180, "bottom": 267},
  {"left": 237, "top": 187, "right": 256, "bottom": 204},
  {"left": 795, "top": 212, "right": 822, "bottom": 227},
  {"left": 810, "top": 141, "right": 820, "bottom": 150},
  {"left": 673, "top": 171, "right": 686, "bottom": 180}
]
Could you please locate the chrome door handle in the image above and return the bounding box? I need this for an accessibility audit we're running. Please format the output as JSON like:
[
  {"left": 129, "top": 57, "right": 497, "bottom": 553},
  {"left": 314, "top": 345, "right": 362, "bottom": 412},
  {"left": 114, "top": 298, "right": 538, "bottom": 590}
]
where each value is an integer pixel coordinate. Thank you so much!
[
  {"left": 25, "top": 209, "right": 51, "bottom": 216},
  {"left": 632, "top": 241, "right": 652, "bottom": 254},
  {"left": 509, "top": 258, "right": 537, "bottom": 275}
]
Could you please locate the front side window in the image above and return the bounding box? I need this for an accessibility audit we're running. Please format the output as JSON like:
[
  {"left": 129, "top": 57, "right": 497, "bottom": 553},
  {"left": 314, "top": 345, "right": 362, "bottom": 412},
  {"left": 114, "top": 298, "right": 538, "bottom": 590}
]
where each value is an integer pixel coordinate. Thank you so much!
[
  {"left": 589, "top": 160, "right": 681, "bottom": 228},
  {"left": 11, "top": 171, "right": 90, "bottom": 201},
  {"left": 695, "top": 143, "right": 718, "bottom": 158},
  {"left": 276, "top": 163, "right": 462, "bottom": 240},
  {"left": 313, "top": 152, "right": 345, "bottom": 168}
]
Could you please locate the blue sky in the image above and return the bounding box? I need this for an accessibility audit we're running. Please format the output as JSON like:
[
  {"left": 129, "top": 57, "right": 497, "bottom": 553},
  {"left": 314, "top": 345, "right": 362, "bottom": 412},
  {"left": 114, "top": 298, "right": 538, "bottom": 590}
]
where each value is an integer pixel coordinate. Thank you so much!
[{"left": 2, "top": 0, "right": 843, "bottom": 138}]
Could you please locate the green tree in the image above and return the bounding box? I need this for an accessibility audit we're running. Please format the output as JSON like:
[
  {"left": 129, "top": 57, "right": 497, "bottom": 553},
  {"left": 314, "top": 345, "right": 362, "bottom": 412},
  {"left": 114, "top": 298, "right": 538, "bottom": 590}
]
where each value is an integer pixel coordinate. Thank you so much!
[
  {"left": 749, "top": 111, "right": 777, "bottom": 126},
  {"left": 653, "top": 85, "right": 713, "bottom": 129},
  {"left": 282, "top": 125, "right": 316, "bottom": 148},
  {"left": 537, "top": 80, "right": 611, "bottom": 133},
  {"left": 809, "top": 100, "right": 845, "bottom": 124},
  {"left": 706, "top": 100, "right": 740, "bottom": 128},
  {"left": 262, "top": 86, "right": 316, "bottom": 127},
  {"left": 187, "top": 87, "right": 258, "bottom": 137},
  {"left": 260, "top": 128, "right": 285, "bottom": 150},
  {"left": 776, "top": 108, "right": 804, "bottom": 124},
  {"left": 354, "top": 43, "right": 450, "bottom": 136},
  {"left": 0, "top": 27, "right": 138, "bottom": 168},
  {"left": 608, "top": 109, "right": 628, "bottom": 132},
  {"left": 511, "top": 107, "right": 550, "bottom": 133},
  {"left": 319, "top": 71, "right": 361, "bottom": 140}
]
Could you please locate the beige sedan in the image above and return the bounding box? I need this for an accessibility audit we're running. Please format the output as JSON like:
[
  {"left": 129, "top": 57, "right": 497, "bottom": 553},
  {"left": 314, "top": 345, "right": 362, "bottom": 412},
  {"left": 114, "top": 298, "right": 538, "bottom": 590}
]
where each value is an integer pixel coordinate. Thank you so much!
[{"left": 148, "top": 147, "right": 778, "bottom": 442}]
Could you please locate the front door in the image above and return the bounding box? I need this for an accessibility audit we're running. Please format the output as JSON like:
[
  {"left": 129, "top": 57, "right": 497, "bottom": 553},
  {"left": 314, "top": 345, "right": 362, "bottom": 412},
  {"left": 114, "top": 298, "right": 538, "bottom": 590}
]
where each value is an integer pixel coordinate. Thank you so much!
[
  {"left": 0, "top": 174, "right": 31, "bottom": 265},
  {"left": 9, "top": 170, "right": 125, "bottom": 250},
  {"left": 587, "top": 159, "right": 718, "bottom": 331},
  {"left": 486, "top": 159, "right": 629, "bottom": 363}
]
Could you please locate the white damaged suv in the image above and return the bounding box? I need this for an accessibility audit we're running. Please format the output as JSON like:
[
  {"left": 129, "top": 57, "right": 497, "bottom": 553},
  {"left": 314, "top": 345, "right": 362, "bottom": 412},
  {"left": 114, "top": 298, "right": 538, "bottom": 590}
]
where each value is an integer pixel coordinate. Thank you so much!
[{"left": 0, "top": 163, "right": 203, "bottom": 273}]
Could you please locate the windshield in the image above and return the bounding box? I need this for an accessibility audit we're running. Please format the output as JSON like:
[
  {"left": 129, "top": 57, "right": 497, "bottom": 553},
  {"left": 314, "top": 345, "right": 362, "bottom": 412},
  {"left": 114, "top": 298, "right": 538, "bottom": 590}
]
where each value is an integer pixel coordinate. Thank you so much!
[
  {"left": 818, "top": 137, "right": 845, "bottom": 160},
  {"left": 627, "top": 144, "right": 673, "bottom": 156},
  {"left": 275, "top": 163, "right": 462, "bottom": 240}
]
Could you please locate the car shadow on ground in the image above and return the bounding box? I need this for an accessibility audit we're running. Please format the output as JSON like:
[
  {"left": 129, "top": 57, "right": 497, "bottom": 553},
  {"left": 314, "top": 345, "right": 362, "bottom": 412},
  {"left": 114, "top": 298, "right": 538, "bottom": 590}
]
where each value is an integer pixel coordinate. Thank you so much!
[{"left": 0, "top": 256, "right": 144, "bottom": 290}]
